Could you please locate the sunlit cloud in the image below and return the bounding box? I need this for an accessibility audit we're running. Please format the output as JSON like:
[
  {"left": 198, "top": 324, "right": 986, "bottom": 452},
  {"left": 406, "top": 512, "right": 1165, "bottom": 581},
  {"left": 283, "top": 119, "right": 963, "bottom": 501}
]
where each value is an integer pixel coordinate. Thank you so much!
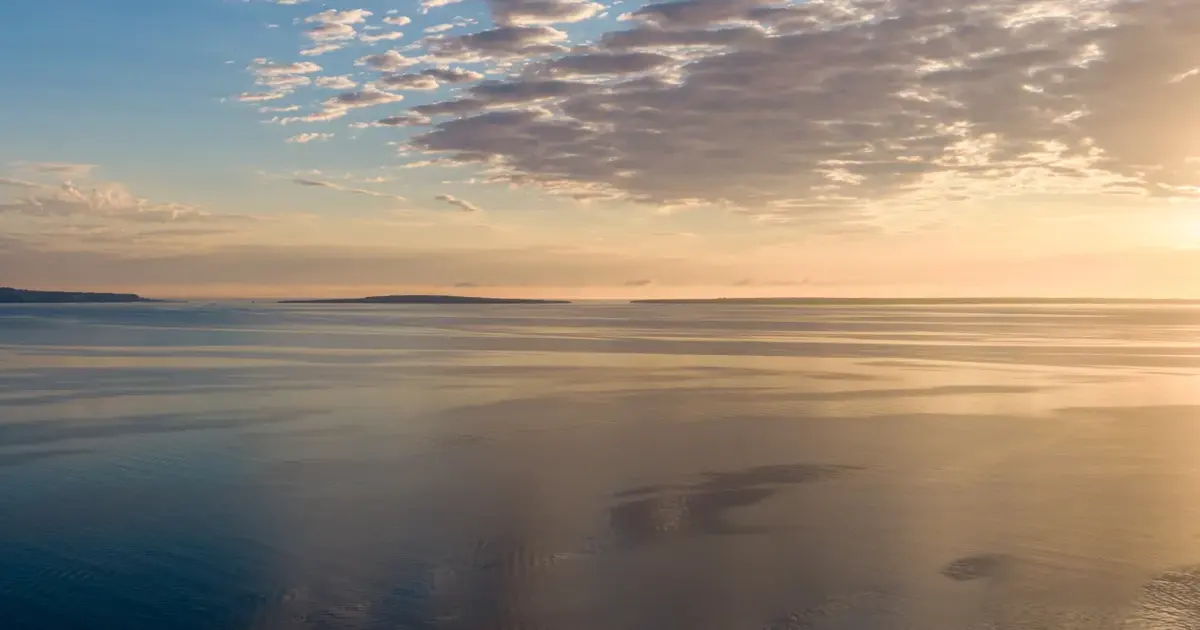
[
  {"left": 0, "top": 172, "right": 246, "bottom": 224},
  {"left": 314, "top": 75, "right": 358, "bottom": 90},
  {"left": 287, "top": 132, "right": 334, "bottom": 144}
]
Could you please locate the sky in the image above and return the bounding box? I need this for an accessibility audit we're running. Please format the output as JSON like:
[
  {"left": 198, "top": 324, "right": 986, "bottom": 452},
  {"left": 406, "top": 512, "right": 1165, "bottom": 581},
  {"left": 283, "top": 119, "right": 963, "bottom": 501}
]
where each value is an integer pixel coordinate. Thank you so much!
[{"left": 2, "top": 0, "right": 1200, "bottom": 299}]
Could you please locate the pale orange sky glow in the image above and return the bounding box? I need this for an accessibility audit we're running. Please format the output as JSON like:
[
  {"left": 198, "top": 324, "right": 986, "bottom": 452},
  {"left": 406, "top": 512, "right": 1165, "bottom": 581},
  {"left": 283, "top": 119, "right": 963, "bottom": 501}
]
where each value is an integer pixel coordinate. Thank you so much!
[{"left": 4, "top": 0, "right": 1200, "bottom": 299}]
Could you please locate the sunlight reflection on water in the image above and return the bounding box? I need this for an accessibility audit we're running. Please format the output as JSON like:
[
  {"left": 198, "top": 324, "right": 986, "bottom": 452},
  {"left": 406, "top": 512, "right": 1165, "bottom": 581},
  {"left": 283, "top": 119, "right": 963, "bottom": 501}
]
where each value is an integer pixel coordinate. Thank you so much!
[{"left": 2, "top": 302, "right": 1200, "bottom": 629}]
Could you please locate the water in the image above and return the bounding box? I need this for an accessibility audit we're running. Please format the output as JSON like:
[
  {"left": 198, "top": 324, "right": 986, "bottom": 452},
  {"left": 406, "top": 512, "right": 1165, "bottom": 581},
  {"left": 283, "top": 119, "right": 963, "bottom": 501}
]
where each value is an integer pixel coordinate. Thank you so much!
[{"left": 2, "top": 302, "right": 1200, "bottom": 629}]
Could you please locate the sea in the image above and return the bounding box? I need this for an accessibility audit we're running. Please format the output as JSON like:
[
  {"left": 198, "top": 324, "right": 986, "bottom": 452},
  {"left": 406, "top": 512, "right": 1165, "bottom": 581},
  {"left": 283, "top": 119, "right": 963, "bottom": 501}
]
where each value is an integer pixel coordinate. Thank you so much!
[{"left": 2, "top": 301, "right": 1200, "bottom": 629}]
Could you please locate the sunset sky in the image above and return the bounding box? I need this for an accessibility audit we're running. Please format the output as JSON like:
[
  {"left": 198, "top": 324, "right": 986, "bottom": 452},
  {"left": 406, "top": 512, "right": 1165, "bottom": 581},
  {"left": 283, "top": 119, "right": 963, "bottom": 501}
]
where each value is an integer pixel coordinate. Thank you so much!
[{"left": 2, "top": 0, "right": 1200, "bottom": 298}]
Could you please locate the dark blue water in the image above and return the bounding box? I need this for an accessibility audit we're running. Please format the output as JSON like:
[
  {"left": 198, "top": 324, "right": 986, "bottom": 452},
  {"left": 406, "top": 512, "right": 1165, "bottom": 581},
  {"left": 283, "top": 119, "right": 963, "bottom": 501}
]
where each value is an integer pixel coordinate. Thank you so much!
[{"left": 3, "top": 302, "right": 1200, "bottom": 629}]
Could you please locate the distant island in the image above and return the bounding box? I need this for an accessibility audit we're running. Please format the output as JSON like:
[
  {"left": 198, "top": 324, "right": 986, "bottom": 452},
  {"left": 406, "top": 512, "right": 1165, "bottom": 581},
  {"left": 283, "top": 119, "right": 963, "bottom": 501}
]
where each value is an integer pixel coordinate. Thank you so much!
[
  {"left": 280, "top": 294, "right": 571, "bottom": 305},
  {"left": 0, "top": 287, "right": 161, "bottom": 303},
  {"left": 631, "top": 297, "right": 1200, "bottom": 305}
]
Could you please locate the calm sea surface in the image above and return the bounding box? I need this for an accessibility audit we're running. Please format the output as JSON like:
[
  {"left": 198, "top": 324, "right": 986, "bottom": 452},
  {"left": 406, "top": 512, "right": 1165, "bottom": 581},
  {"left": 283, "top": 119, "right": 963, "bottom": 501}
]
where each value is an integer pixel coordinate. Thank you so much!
[{"left": 3, "top": 302, "right": 1200, "bottom": 629}]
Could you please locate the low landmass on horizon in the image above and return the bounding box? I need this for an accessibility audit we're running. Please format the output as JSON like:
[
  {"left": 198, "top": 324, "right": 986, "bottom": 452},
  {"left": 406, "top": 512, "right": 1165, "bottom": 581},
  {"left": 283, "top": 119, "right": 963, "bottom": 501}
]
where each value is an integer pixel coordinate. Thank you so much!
[
  {"left": 0, "top": 288, "right": 161, "bottom": 304},
  {"left": 631, "top": 297, "right": 1200, "bottom": 305},
  {"left": 279, "top": 294, "right": 571, "bottom": 305}
]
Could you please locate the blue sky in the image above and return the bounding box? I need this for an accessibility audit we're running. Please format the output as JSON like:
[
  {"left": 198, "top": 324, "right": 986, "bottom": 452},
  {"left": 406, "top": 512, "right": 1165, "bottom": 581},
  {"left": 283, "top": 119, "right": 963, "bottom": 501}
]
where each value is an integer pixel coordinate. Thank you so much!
[{"left": 3, "top": 0, "right": 1200, "bottom": 298}]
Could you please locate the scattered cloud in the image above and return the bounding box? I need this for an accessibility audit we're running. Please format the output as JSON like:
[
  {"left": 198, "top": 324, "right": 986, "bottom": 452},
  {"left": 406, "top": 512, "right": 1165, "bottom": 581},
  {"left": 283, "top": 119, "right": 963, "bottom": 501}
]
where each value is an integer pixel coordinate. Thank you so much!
[
  {"left": 300, "top": 43, "right": 345, "bottom": 56},
  {"left": 237, "top": 90, "right": 290, "bottom": 102},
  {"left": 305, "top": 9, "right": 373, "bottom": 25},
  {"left": 250, "top": 60, "right": 322, "bottom": 76},
  {"left": 355, "top": 49, "right": 417, "bottom": 71},
  {"left": 256, "top": 74, "right": 312, "bottom": 89},
  {"left": 305, "top": 22, "right": 357, "bottom": 41},
  {"left": 315, "top": 75, "right": 358, "bottom": 90},
  {"left": 352, "top": 113, "right": 433, "bottom": 128},
  {"left": 377, "top": 73, "right": 441, "bottom": 90},
  {"left": 0, "top": 176, "right": 241, "bottom": 224},
  {"left": 260, "top": 104, "right": 301, "bottom": 113},
  {"left": 427, "top": 25, "right": 568, "bottom": 60},
  {"left": 391, "top": 0, "right": 1200, "bottom": 217},
  {"left": 490, "top": 0, "right": 604, "bottom": 26},
  {"left": 292, "top": 177, "right": 408, "bottom": 202},
  {"left": 287, "top": 132, "right": 334, "bottom": 144},
  {"left": 14, "top": 162, "right": 98, "bottom": 178},
  {"left": 324, "top": 87, "right": 404, "bottom": 109},
  {"left": 360, "top": 30, "right": 405, "bottom": 43},
  {"left": 421, "top": 67, "right": 484, "bottom": 83},
  {"left": 238, "top": 0, "right": 1200, "bottom": 225},
  {"left": 435, "top": 193, "right": 481, "bottom": 212}
]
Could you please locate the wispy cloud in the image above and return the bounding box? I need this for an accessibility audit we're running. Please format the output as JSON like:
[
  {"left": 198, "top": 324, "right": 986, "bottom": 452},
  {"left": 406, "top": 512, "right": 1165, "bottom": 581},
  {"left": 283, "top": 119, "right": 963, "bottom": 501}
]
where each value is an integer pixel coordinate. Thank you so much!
[
  {"left": 287, "top": 132, "right": 333, "bottom": 144},
  {"left": 360, "top": 30, "right": 405, "bottom": 43},
  {"left": 435, "top": 194, "right": 481, "bottom": 212},
  {"left": 13, "top": 162, "right": 98, "bottom": 179},
  {"left": 0, "top": 172, "right": 245, "bottom": 224},
  {"left": 300, "top": 43, "right": 344, "bottom": 56},
  {"left": 292, "top": 177, "right": 407, "bottom": 202}
]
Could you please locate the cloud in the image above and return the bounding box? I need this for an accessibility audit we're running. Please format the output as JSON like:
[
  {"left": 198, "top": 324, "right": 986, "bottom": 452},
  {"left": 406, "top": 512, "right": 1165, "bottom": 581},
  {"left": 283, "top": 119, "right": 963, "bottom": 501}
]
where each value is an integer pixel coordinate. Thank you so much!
[
  {"left": 355, "top": 50, "right": 417, "bottom": 71},
  {"left": 305, "top": 22, "right": 357, "bottom": 41},
  {"left": 353, "top": 113, "right": 433, "bottom": 128},
  {"left": 243, "top": 60, "right": 322, "bottom": 101},
  {"left": 305, "top": 9, "right": 373, "bottom": 25},
  {"left": 490, "top": 0, "right": 604, "bottom": 26},
  {"left": 236, "top": 90, "right": 290, "bottom": 102},
  {"left": 360, "top": 30, "right": 405, "bottom": 43},
  {"left": 236, "top": 0, "right": 1200, "bottom": 223},
  {"left": 291, "top": 178, "right": 407, "bottom": 202},
  {"left": 427, "top": 25, "right": 568, "bottom": 60},
  {"left": 0, "top": 177, "right": 241, "bottom": 224},
  {"left": 237, "top": 59, "right": 323, "bottom": 104},
  {"left": 624, "top": 279, "right": 653, "bottom": 286},
  {"left": 394, "top": 0, "right": 1200, "bottom": 216},
  {"left": 256, "top": 74, "right": 312, "bottom": 89},
  {"left": 287, "top": 132, "right": 334, "bottom": 143},
  {"left": 413, "top": 78, "right": 596, "bottom": 116},
  {"left": 301, "top": 43, "right": 345, "bottom": 56},
  {"left": 277, "top": 86, "right": 405, "bottom": 125},
  {"left": 0, "top": 177, "right": 47, "bottom": 189},
  {"left": 15, "top": 162, "right": 97, "bottom": 178},
  {"left": 600, "top": 25, "right": 766, "bottom": 50},
  {"left": 324, "top": 87, "right": 404, "bottom": 109},
  {"left": 434, "top": 193, "right": 481, "bottom": 212},
  {"left": 271, "top": 109, "right": 351, "bottom": 125},
  {"left": 422, "top": 0, "right": 465, "bottom": 9},
  {"left": 421, "top": 67, "right": 484, "bottom": 83},
  {"left": 544, "top": 51, "right": 676, "bottom": 76},
  {"left": 376, "top": 73, "right": 441, "bottom": 90},
  {"left": 315, "top": 75, "right": 358, "bottom": 90},
  {"left": 627, "top": 0, "right": 771, "bottom": 29}
]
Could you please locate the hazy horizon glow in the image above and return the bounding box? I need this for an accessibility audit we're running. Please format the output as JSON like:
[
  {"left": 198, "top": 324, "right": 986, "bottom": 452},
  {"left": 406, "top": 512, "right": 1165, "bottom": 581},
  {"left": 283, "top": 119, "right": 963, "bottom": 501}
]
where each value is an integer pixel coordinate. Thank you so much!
[{"left": 3, "top": 0, "right": 1200, "bottom": 298}]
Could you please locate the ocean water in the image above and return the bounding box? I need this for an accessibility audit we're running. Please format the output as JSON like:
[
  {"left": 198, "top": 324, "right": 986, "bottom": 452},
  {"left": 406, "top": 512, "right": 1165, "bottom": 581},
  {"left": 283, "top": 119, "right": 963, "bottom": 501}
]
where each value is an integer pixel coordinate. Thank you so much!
[{"left": 2, "top": 302, "right": 1200, "bottom": 629}]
